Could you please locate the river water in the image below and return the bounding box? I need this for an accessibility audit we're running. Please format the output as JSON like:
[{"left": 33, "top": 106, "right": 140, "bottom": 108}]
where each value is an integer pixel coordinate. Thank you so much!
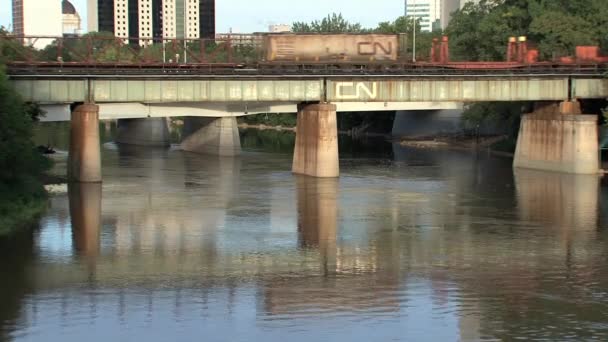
[{"left": 1, "top": 125, "right": 608, "bottom": 341}]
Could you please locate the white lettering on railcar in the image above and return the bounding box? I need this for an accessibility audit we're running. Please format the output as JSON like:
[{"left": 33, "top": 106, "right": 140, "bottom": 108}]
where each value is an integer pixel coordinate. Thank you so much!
[{"left": 335, "top": 82, "right": 378, "bottom": 100}]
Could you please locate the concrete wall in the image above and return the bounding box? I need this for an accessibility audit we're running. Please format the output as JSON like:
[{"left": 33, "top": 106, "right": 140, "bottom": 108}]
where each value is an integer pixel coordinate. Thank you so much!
[{"left": 514, "top": 113, "right": 599, "bottom": 174}]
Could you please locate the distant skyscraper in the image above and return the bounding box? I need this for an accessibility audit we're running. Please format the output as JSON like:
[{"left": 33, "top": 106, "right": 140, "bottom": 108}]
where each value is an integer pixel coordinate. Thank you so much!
[
  {"left": 12, "top": 0, "right": 63, "bottom": 48},
  {"left": 87, "top": 0, "right": 215, "bottom": 44},
  {"left": 404, "top": 0, "right": 470, "bottom": 32},
  {"left": 405, "top": 0, "right": 441, "bottom": 32},
  {"left": 440, "top": 0, "right": 460, "bottom": 29}
]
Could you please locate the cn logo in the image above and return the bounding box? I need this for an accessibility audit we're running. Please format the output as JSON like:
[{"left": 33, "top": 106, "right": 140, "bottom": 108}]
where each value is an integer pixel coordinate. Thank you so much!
[
  {"left": 357, "top": 42, "right": 393, "bottom": 56},
  {"left": 335, "top": 82, "right": 378, "bottom": 100}
]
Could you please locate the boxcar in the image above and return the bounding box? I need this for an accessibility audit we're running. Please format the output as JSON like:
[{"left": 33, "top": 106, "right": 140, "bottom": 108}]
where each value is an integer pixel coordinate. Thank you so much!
[{"left": 263, "top": 34, "right": 399, "bottom": 62}]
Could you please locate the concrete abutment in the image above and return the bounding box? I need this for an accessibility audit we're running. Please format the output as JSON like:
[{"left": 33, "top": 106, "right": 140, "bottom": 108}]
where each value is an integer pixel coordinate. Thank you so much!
[
  {"left": 68, "top": 104, "right": 102, "bottom": 183},
  {"left": 514, "top": 101, "right": 599, "bottom": 174},
  {"left": 181, "top": 117, "right": 241, "bottom": 156},
  {"left": 292, "top": 103, "right": 339, "bottom": 178}
]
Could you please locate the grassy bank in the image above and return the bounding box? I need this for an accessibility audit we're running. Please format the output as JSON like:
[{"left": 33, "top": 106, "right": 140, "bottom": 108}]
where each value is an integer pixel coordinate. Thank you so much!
[{"left": 0, "top": 175, "right": 49, "bottom": 236}]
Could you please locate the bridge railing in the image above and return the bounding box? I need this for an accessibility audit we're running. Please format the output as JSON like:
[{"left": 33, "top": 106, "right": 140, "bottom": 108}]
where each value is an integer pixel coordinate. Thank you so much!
[{"left": 0, "top": 34, "right": 263, "bottom": 65}]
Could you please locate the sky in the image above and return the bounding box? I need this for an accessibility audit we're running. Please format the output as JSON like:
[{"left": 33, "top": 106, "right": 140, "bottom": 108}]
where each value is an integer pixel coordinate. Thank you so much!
[{"left": 0, "top": 0, "right": 405, "bottom": 33}]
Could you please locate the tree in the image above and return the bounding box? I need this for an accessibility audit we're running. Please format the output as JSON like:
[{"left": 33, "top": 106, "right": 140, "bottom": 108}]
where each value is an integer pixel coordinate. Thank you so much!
[
  {"left": 446, "top": 0, "right": 608, "bottom": 149},
  {"left": 38, "top": 31, "right": 137, "bottom": 63},
  {"left": 292, "top": 13, "right": 365, "bottom": 33},
  {"left": 0, "top": 65, "right": 50, "bottom": 233},
  {"left": 445, "top": 0, "right": 520, "bottom": 61},
  {"left": 375, "top": 16, "right": 420, "bottom": 34},
  {"left": 0, "top": 27, "right": 38, "bottom": 64},
  {"left": 446, "top": 0, "right": 608, "bottom": 61}
]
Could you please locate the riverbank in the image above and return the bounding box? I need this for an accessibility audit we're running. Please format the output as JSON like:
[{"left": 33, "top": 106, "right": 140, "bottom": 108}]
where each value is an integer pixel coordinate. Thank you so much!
[
  {"left": 239, "top": 123, "right": 514, "bottom": 156},
  {"left": 238, "top": 123, "right": 393, "bottom": 138},
  {"left": 0, "top": 172, "right": 69, "bottom": 236},
  {"left": 0, "top": 197, "right": 47, "bottom": 236},
  {"left": 400, "top": 134, "right": 511, "bottom": 151},
  {"left": 238, "top": 123, "right": 296, "bottom": 132},
  {"left": 400, "top": 134, "right": 514, "bottom": 157}
]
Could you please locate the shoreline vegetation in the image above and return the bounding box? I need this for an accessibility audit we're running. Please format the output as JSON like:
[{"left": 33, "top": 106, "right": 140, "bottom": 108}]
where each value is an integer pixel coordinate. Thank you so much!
[{"left": 0, "top": 65, "right": 52, "bottom": 236}]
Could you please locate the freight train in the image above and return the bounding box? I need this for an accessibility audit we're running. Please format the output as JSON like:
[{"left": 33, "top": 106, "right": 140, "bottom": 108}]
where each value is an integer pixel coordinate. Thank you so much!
[
  {"left": 258, "top": 33, "right": 608, "bottom": 72},
  {"left": 4, "top": 33, "right": 608, "bottom": 75}
]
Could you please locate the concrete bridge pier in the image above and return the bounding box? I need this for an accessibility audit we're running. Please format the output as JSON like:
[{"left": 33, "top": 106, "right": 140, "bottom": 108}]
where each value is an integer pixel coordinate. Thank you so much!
[
  {"left": 181, "top": 117, "right": 241, "bottom": 156},
  {"left": 292, "top": 103, "right": 339, "bottom": 178},
  {"left": 116, "top": 118, "right": 171, "bottom": 147},
  {"left": 68, "top": 104, "right": 102, "bottom": 183},
  {"left": 514, "top": 100, "right": 599, "bottom": 174}
]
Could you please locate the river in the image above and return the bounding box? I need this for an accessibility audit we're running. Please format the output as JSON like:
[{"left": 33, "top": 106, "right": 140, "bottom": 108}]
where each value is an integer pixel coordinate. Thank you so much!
[{"left": 1, "top": 124, "right": 608, "bottom": 341}]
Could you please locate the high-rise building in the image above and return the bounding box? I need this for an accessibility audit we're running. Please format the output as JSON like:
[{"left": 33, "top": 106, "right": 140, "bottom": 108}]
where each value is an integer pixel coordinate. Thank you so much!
[
  {"left": 460, "top": 0, "right": 481, "bottom": 9},
  {"left": 12, "top": 0, "right": 63, "bottom": 48},
  {"left": 405, "top": 0, "right": 441, "bottom": 32},
  {"left": 404, "top": 0, "right": 477, "bottom": 32},
  {"left": 88, "top": 0, "right": 215, "bottom": 44},
  {"left": 63, "top": 0, "right": 83, "bottom": 36}
]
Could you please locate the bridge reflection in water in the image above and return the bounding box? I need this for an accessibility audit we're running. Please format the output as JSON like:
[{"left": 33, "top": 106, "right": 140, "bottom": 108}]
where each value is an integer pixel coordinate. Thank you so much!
[
  {"left": 69, "top": 183, "right": 102, "bottom": 259},
  {"left": 515, "top": 169, "right": 599, "bottom": 233},
  {"left": 1, "top": 144, "right": 608, "bottom": 340}
]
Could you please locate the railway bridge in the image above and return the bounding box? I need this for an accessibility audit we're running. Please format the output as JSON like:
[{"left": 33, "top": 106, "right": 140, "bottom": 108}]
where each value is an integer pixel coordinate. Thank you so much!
[{"left": 6, "top": 61, "right": 608, "bottom": 179}]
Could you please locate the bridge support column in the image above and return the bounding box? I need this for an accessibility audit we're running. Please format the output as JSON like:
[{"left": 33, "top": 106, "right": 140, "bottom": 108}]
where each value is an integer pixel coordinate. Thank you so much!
[
  {"left": 292, "top": 103, "right": 339, "bottom": 178},
  {"left": 181, "top": 117, "right": 241, "bottom": 156},
  {"left": 116, "top": 118, "right": 170, "bottom": 147},
  {"left": 514, "top": 101, "right": 599, "bottom": 174},
  {"left": 68, "top": 104, "right": 102, "bottom": 183}
]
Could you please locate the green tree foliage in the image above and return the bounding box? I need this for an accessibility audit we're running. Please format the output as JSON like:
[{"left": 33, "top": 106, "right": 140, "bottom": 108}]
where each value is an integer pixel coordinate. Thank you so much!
[
  {"left": 448, "top": 0, "right": 608, "bottom": 147},
  {"left": 240, "top": 129, "right": 296, "bottom": 154},
  {"left": 375, "top": 16, "right": 420, "bottom": 34},
  {"left": 0, "top": 27, "right": 37, "bottom": 63},
  {"left": 241, "top": 113, "right": 297, "bottom": 127},
  {"left": 446, "top": 0, "right": 519, "bottom": 61},
  {"left": 446, "top": 0, "right": 608, "bottom": 61},
  {"left": 0, "top": 66, "right": 50, "bottom": 233},
  {"left": 374, "top": 16, "right": 444, "bottom": 61},
  {"left": 292, "top": 13, "right": 365, "bottom": 33},
  {"left": 527, "top": 0, "right": 607, "bottom": 59},
  {"left": 39, "top": 31, "right": 138, "bottom": 63}
]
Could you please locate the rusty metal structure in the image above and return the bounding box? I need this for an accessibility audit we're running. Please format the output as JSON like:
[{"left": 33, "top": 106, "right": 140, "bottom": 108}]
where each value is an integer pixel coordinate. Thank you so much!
[{"left": 2, "top": 33, "right": 608, "bottom": 75}]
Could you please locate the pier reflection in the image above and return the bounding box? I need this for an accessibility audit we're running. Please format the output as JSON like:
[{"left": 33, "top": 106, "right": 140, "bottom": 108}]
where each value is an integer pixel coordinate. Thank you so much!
[
  {"left": 69, "top": 183, "right": 102, "bottom": 258},
  {"left": 515, "top": 169, "right": 599, "bottom": 236},
  {"left": 296, "top": 176, "right": 338, "bottom": 251}
]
